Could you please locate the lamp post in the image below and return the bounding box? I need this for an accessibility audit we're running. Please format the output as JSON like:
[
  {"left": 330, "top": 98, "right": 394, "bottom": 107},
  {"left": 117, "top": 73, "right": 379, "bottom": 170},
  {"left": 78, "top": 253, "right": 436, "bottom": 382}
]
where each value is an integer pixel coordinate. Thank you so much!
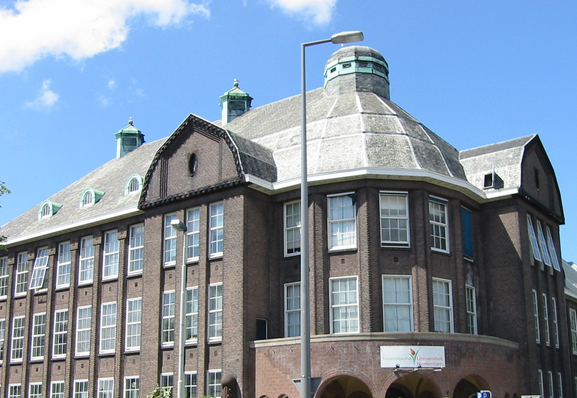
[
  {"left": 171, "top": 219, "right": 188, "bottom": 398},
  {"left": 299, "top": 31, "right": 364, "bottom": 398}
]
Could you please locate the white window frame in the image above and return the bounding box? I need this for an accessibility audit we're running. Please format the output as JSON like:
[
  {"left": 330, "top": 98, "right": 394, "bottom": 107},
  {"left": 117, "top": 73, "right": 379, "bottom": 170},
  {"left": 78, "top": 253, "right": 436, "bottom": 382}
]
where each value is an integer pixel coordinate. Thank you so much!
[
  {"left": 51, "top": 381, "right": 65, "bottom": 398},
  {"left": 52, "top": 309, "right": 68, "bottom": 358},
  {"left": 164, "top": 213, "right": 178, "bottom": 266},
  {"left": 538, "top": 370, "right": 544, "bottom": 398},
  {"left": 186, "top": 207, "right": 201, "bottom": 261},
  {"left": 558, "top": 372, "right": 563, "bottom": 398},
  {"left": 284, "top": 201, "right": 301, "bottom": 256},
  {"left": 533, "top": 289, "right": 541, "bottom": 344},
  {"left": 56, "top": 242, "right": 71, "bottom": 288},
  {"left": 207, "top": 370, "right": 222, "bottom": 398},
  {"left": 99, "top": 302, "right": 117, "bottom": 354},
  {"left": 74, "top": 380, "right": 89, "bottom": 398},
  {"left": 0, "top": 318, "right": 5, "bottom": 362},
  {"left": 330, "top": 276, "right": 359, "bottom": 334},
  {"left": 8, "top": 384, "right": 21, "bottom": 398},
  {"left": 379, "top": 191, "right": 410, "bottom": 247},
  {"left": 551, "top": 296, "right": 559, "bottom": 348},
  {"left": 98, "top": 378, "right": 114, "bottom": 398},
  {"left": 546, "top": 226, "right": 562, "bottom": 271},
  {"left": 75, "top": 305, "right": 92, "bottom": 356},
  {"left": 124, "top": 377, "right": 140, "bottom": 398},
  {"left": 542, "top": 293, "right": 550, "bottom": 346},
  {"left": 29, "top": 382, "right": 42, "bottom": 398},
  {"left": 29, "top": 247, "right": 49, "bottom": 290},
  {"left": 429, "top": 196, "right": 449, "bottom": 253},
  {"left": 79, "top": 236, "right": 95, "bottom": 284},
  {"left": 548, "top": 371, "right": 554, "bottom": 398},
  {"left": 102, "top": 230, "right": 119, "bottom": 280},
  {"left": 160, "top": 373, "right": 173, "bottom": 390},
  {"left": 186, "top": 287, "right": 199, "bottom": 343},
  {"left": 11, "top": 315, "right": 25, "bottom": 362},
  {"left": 128, "top": 224, "right": 144, "bottom": 275},
  {"left": 432, "top": 278, "right": 453, "bottom": 333},
  {"left": 382, "top": 275, "right": 413, "bottom": 332},
  {"left": 208, "top": 283, "right": 223, "bottom": 342},
  {"left": 31, "top": 312, "right": 47, "bottom": 360},
  {"left": 570, "top": 308, "right": 577, "bottom": 354},
  {"left": 209, "top": 202, "right": 224, "bottom": 258},
  {"left": 536, "top": 221, "right": 552, "bottom": 267},
  {"left": 465, "top": 285, "right": 478, "bottom": 335},
  {"left": 0, "top": 256, "right": 9, "bottom": 298},
  {"left": 185, "top": 371, "right": 197, "bottom": 398},
  {"left": 284, "top": 282, "right": 301, "bottom": 337},
  {"left": 15, "top": 252, "right": 28, "bottom": 296},
  {"left": 125, "top": 298, "right": 142, "bottom": 351},
  {"left": 328, "top": 193, "right": 357, "bottom": 251},
  {"left": 527, "top": 215, "right": 543, "bottom": 263},
  {"left": 162, "top": 290, "right": 176, "bottom": 346}
]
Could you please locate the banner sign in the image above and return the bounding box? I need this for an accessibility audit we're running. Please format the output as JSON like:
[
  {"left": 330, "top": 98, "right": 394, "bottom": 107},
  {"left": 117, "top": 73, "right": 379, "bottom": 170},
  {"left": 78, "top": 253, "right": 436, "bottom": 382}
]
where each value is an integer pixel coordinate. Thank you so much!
[{"left": 380, "top": 346, "right": 445, "bottom": 368}]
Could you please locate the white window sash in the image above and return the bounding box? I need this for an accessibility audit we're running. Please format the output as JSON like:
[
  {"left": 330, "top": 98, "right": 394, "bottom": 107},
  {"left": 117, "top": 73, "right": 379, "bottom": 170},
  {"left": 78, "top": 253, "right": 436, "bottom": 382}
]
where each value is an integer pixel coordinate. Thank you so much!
[
  {"left": 128, "top": 224, "right": 144, "bottom": 274},
  {"left": 208, "top": 284, "right": 223, "bottom": 341},
  {"left": 52, "top": 309, "right": 68, "bottom": 358},
  {"left": 284, "top": 201, "right": 301, "bottom": 256},
  {"left": 380, "top": 192, "right": 410, "bottom": 247},
  {"left": 432, "top": 278, "right": 453, "bottom": 333},
  {"left": 328, "top": 194, "right": 357, "bottom": 250},
  {"left": 330, "top": 276, "right": 359, "bottom": 334},
  {"left": 284, "top": 282, "right": 301, "bottom": 337},
  {"left": 382, "top": 275, "right": 413, "bottom": 332},
  {"left": 56, "top": 242, "right": 71, "bottom": 288},
  {"left": 99, "top": 302, "right": 117, "bottom": 353}
]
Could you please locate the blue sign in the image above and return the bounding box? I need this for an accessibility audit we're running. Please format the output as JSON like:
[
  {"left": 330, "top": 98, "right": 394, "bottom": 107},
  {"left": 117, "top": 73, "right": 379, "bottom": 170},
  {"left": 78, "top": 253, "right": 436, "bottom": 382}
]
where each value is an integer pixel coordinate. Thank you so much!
[{"left": 477, "top": 391, "right": 492, "bottom": 398}]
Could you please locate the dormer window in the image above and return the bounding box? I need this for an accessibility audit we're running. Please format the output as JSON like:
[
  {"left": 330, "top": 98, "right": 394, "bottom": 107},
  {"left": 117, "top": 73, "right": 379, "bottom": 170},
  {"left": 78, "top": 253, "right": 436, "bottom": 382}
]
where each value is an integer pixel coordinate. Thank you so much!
[
  {"left": 80, "top": 188, "right": 104, "bottom": 208},
  {"left": 37, "top": 200, "right": 62, "bottom": 220},
  {"left": 125, "top": 175, "right": 143, "bottom": 195}
]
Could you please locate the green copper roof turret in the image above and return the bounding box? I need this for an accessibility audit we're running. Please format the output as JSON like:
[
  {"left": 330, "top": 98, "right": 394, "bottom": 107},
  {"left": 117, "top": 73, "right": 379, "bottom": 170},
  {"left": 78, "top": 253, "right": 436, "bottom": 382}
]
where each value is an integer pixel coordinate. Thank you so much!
[
  {"left": 115, "top": 118, "right": 145, "bottom": 158},
  {"left": 219, "top": 79, "right": 253, "bottom": 125}
]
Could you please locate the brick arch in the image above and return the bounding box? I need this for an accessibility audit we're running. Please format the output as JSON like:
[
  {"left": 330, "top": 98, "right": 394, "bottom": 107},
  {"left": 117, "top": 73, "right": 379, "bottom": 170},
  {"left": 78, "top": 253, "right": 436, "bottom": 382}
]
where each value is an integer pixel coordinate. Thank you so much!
[
  {"left": 452, "top": 375, "right": 490, "bottom": 398},
  {"left": 317, "top": 375, "right": 373, "bottom": 398},
  {"left": 384, "top": 373, "right": 442, "bottom": 398}
]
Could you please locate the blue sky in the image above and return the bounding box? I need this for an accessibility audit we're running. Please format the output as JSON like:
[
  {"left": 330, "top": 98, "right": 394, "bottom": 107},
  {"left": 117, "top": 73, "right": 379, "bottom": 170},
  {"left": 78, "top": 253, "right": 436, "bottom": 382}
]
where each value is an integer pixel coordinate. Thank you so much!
[{"left": 1, "top": 0, "right": 576, "bottom": 261}]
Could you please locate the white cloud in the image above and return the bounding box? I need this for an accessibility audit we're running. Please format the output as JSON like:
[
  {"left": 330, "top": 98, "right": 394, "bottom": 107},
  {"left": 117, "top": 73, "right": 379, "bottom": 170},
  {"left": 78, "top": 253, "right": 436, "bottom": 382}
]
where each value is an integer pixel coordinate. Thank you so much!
[
  {"left": 267, "top": 0, "right": 336, "bottom": 25},
  {"left": 107, "top": 79, "right": 117, "bottom": 90},
  {"left": 0, "top": 0, "right": 210, "bottom": 74},
  {"left": 25, "top": 79, "right": 59, "bottom": 109}
]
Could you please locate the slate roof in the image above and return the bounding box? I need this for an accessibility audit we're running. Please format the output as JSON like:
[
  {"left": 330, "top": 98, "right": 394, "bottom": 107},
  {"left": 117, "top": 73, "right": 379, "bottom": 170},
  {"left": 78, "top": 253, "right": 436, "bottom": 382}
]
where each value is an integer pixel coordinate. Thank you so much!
[{"left": 563, "top": 260, "right": 577, "bottom": 299}]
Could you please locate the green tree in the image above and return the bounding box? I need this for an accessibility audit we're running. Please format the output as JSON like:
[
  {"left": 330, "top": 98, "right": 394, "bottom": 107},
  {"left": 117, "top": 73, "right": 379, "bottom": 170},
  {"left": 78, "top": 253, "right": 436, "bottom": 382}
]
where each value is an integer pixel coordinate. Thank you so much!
[{"left": 147, "top": 386, "right": 173, "bottom": 398}]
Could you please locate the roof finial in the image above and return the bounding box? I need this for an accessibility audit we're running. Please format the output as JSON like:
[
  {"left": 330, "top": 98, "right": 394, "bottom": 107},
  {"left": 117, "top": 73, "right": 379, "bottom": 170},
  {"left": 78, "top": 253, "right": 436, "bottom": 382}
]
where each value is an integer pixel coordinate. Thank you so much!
[
  {"left": 233, "top": 79, "right": 239, "bottom": 88},
  {"left": 128, "top": 117, "right": 134, "bottom": 126}
]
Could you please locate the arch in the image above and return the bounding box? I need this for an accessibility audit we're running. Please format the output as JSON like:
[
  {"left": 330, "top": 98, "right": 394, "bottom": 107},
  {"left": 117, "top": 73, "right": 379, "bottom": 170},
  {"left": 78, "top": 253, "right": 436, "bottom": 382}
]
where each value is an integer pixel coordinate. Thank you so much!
[
  {"left": 317, "top": 375, "right": 372, "bottom": 398},
  {"left": 452, "top": 375, "right": 490, "bottom": 398},
  {"left": 125, "top": 174, "right": 143, "bottom": 195},
  {"left": 37, "top": 200, "right": 62, "bottom": 219},
  {"left": 385, "top": 374, "right": 441, "bottom": 398}
]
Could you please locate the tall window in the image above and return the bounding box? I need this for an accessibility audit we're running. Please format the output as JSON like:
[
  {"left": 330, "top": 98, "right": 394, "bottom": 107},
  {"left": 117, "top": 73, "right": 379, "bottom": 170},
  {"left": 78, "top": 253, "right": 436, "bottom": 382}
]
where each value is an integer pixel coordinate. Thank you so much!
[
  {"left": 29, "top": 247, "right": 49, "bottom": 289},
  {"left": 74, "top": 380, "right": 89, "bottom": 398},
  {"left": 160, "top": 373, "right": 173, "bottom": 391},
  {"left": 164, "top": 213, "right": 177, "bottom": 265},
  {"left": 551, "top": 297, "right": 559, "bottom": 348},
  {"left": 124, "top": 377, "right": 140, "bottom": 398},
  {"left": 186, "top": 287, "right": 199, "bottom": 342},
  {"left": 31, "top": 312, "right": 47, "bottom": 359},
  {"left": 380, "top": 192, "right": 409, "bottom": 247},
  {"left": 209, "top": 203, "right": 224, "bottom": 257},
  {"left": 98, "top": 378, "right": 114, "bottom": 398},
  {"left": 570, "top": 308, "right": 577, "bottom": 354},
  {"left": 542, "top": 293, "right": 550, "bottom": 346},
  {"left": 0, "top": 256, "right": 8, "bottom": 298},
  {"left": 537, "top": 370, "right": 544, "bottom": 398},
  {"left": 128, "top": 224, "right": 144, "bottom": 274},
  {"left": 546, "top": 226, "right": 562, "bottom": 271},
  {"left": 51, "top": 381, "right": 65, "bottom": 398},
  {"left": 328, "top": 194, "right": 356, "bottom": 250},
  {"left": 432, "top": 278, "right": 453, "bottom": 333},
  {"left": 53, "top": 309, "right": 68, "bottom": 358},
  {"left": 461, "top": 207, "right": 474, "bottom": 259},
  {"left": 382, "top": 275, "right": 412, "bottom": 332},
  {"left": 162, "top": 291, "right": 175, "bottom": 346},
  {"left": 208, "top": 284, "right": 223, "bottom": 341},
  {"left": 186, "top": 208, "right": 200, "bottom": 261},
  {"left": 76, "top": 306, "right": 92, "bottom": 356},
  {"left": 103, "top": 230, "right": 119, "bottom": 279},
  {"left": 8, "top": 385, "right": 21, "bottom": 398},
  {"left": 527, "top": 215, "right": 543, "bottom": 262},
  {"left": 185, "top": 372, "right": 197, "bottom": 398},
  {"left": 29, "top": 383, "right": 42, "bottom": 398},
  {"left": 126, "top": 298, "right": 142, "bottom": 351},
  {"left": 558, "top": 373, "right": 563, "bottom": 398},
  {"left": 548, "top": 371, "right": 554, "bottom": 398},
  {"left": 207, "top": 370, "right": 222, "bottom": 398},
  {"left": 533, "top": 290, "right": 541, "bottom": 344},
  {"left": 330, "top": 277, "right": 359, "bottom": 334},
  {"left": 11, "top": 315, "right": 25, "bottom": 361},
  {"left": 465, "top": 285, "right": 478, "bottom": 335},
  {"left": 284, "top": 201, "right": 301, "bottom": 256},
  {"left": 100, "top": 302, "right": 117, "bottom": 353},
  {"left": 284, "top": 282, "right": 301, "bottom": 337},
  {"left": 429, "top": 197, "right": 449, "bottom": 252},
  {"left": 536, "top": 221, "right": 552, "bottom": 267},
  {"left": 56, "top": 242, "right": 71, "bottom": 288},
  {"left": 15, "top": 252, "right": 28, "bottom": 296},
  {"left": 79, "top": 236, "right": 95, "bottom": 284},
  {"left": 0, "top": 318, "right": 5, "bottom": 362}
]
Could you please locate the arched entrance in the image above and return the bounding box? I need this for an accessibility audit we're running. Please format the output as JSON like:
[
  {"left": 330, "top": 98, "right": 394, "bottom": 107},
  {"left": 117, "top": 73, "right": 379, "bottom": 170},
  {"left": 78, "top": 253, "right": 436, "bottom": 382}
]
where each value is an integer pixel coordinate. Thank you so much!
[
  {"left": 386, "top": 374, "right": 441, "bottom": 398},
  {"left": 453, "top": 376, "right": 490, "bottom": 398},
  {"left": 317, "top": 376, "right": 372, "bottom": 398}
]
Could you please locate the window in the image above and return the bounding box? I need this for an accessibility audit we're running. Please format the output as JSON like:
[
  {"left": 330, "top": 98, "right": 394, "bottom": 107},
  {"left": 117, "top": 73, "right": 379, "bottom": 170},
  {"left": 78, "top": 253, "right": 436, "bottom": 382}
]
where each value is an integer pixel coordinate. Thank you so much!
[
  {"left": 461, "top": 207, "right": 474, "bottom": 259},
  {"left": 126, "top": 175, "right": 142, "bottom": 195},
  {"left": 98, "top": 378, "right": 114, "bottom": 398},
  {"left": 29, "top": 247, "right": 49, "bottom": 290},
  {"left": 9, "top": 385, "right": 21, "bottom": 398},
  {"left": 100, "top": 302, "right": 117, "bottom": 353},
  {"left": 380, "top": 192, "right": 409, "bottom": 247},
  {"left": 11, "top": 316, "right": 25, "bottom": 361},
  {"left": 209, "top": 203, "right": 224, "bottom": 257},
  {"left": 207, "top": 370, "right": 222, "bottom": 398},
  {"left": 185, "top": 372, "right": 197, "bottom": 398},
  {"left": 330, "top": 277, "right": 359, "bottom": 334},
  {"left": 570, "top": 308, "right": 577, "bottom": 354},
  {"left": 162, "top": 291, "right": 176, "bottom": 346},
  {"left": 15, "top": 252, "right": 28, "bottom": 296},
  {"left": 465, "top": 285, "right": 478, "bottom": 335},
  {"left": 533, "top": 290, "right": 541, "bottom": 344},
  {"left": 382, "top": 276, "right": 412, "bottom": 332},
  {"left": 76, "top": 306, "right": 92, "bottom": 356},
  {"left": 186, "top": 208, "right": 200, "bottom": 261},
  {"left": 284, "top": 201, "right": 301, "bottom": 256},
  {"left": 31, "top": 312, "right": 46, "bottom": 360},
  {"left": 124, "top": 377, "right": 140, "bottom": 398},
  {"left": 126, "top": 298, "right": 142, "bottom": 351},
  {"left": 208, "top": 284, "right": 223, "bottom": 341},
  {"left": 527, "top": 215, "right": 543, "bottom": 262},
  {"left": 81, "top": 190, "right": 94, "bottom": 207},
  {"left": 328, "top": 194, "right": 356, "bottom": 250},
  {"left": 40, "top": 203, "right": 50, "bottom": 218},
  {"left": 128, "top": 224, "right": 144, "bottom": 274},
  {"left": 103, "top": 230, "right": 119, "bottom": 279},
  {"left": 429, "top": 197, "right": 449, "bottom": 252},
  {"left": 164, "top": 213, "right": 177, "bottom": 265},
  {"left": 186, "top": 287, "right": 199, "bottom": 342},
  {"left": 548, "top": 371, "right": 554, "bottom": 398},
  {"left": 53, "top": 309, "right": 68, "bottom": 358},
  {"left": 284, "top": 282, "right": 300, "bottom": 337},
  {"left": 0, "top": 256, "right": 8, "bottom": 298},
  {"left": 558, "top": 373, "right": 563, "bottom": 398},
  {"left": 552, "top": 297, "right": 559, "bottom": 348},
  {"left": 29, "top": 383, "right": 42, "bottom": 398},
  {"left": 536, "top": 221, "right": 552, "bottom": 267},
  {"left": 74, "top": 380, "right": 89, "bottom": 398},
  {"left": 542, "top": 293, "right": 550, "bottom": 346},
  {"left": 160, "top": 373, "right": 173, "bottom": 391},
  {"left": 546, "top": 226, "right": 562, "bottom": 271},
  {"left": 0, "top": 319, "right": 5, "bottom": 361},
  {"left": 56, "top": 242, "right": 71, "bottom": 288},
  {"left": 79, "top": 236, "right": 95, "bottom": 284},
  {"left": 432, "top": 278, "right": 453, "bottom": 333},
  {"left": 51, "top": 381, "right": 65, "bottom": 398}
]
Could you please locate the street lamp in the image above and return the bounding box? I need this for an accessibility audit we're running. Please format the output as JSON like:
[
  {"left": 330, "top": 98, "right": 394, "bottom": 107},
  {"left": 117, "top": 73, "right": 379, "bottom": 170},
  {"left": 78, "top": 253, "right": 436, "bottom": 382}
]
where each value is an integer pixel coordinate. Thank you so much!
[
  {"left": 171, "top": 218, "right": 188, "bottom": 398},
  {"left": 298, "top": 30, "right": 364, "bottom": 398}
]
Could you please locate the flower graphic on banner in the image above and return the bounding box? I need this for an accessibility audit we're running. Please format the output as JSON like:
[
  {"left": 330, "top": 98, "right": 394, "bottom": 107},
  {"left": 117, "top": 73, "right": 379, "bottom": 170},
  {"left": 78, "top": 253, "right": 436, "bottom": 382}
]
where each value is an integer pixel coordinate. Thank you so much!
[{"left": 409, "top": 347, "right": 421, "bottom": 366}]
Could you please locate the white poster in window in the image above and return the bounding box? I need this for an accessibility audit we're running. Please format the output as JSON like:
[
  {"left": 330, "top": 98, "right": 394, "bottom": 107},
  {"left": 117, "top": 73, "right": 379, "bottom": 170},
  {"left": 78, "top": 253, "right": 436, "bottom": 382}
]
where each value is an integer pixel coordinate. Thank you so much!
[{"left": 380, "top": 345, "right": 445, "bottom": 368}]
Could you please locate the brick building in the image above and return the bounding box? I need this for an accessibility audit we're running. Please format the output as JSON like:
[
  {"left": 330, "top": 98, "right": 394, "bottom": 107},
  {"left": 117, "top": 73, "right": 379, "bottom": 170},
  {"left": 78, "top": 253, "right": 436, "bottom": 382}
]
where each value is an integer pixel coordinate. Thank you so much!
[{"left": 0, "top": 45, "right": 572, "bottom": 398}]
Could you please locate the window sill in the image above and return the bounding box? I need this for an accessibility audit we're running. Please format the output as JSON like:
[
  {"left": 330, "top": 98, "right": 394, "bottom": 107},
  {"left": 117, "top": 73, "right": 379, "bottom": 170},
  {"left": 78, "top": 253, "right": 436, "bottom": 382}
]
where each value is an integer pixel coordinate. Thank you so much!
[
  {"left": 127, "top": 271, "right": 143, "bottom": 278},
  {"left": 328, "top": 247, "right": 357, "bottom": 254},
  {"left": 209, "top": 254, "right": 223, "bottom": 260},
  {"left": 98, "top": 351, "right": 115, "bottom": 357},
  {"left": 124, "top": 349, "right": 141, "bottom": 355},
  {"left": 208, "top": 338, "right": 222, "bottom": 345},
  {"left": 51, "top": 356, "right": 66, "bottom": 361},
  {"left": 380, "top": 244, "right": 410, "bottom": 249},
  {"left": 431, "top": 248, "right": 450, "bottom": 255}
]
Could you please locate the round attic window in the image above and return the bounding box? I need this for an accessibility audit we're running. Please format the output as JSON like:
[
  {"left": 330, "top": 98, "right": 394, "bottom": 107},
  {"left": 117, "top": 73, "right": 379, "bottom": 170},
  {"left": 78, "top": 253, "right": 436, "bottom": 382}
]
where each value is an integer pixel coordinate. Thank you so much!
[{"left": 188, "top": 154, "right": 198, "bottom": 176}]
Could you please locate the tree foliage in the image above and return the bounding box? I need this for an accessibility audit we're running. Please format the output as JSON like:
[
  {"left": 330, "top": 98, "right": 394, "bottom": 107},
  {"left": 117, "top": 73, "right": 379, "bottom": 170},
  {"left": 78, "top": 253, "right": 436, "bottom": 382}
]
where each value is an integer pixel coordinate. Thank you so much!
[{"left": 147, "top": 386, "right": 173, "bottom": 398}]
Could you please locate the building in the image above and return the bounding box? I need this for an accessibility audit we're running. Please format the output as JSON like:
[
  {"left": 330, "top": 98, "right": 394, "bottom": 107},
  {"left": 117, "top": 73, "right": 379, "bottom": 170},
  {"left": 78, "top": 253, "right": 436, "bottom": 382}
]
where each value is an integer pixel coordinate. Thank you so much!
[{"left": 0, "top": 45, "right": 572, "bottom": 398}]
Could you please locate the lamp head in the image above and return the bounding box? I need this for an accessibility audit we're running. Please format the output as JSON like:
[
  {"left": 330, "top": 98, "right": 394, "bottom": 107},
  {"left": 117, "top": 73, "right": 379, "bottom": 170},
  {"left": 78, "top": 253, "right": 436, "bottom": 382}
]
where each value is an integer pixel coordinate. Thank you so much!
[
  {"left": 170, "top": 219, "right": 187, "bottom": 232},
  {"left": 330, "top": 31, "right": 364, "bottom": 44}
]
